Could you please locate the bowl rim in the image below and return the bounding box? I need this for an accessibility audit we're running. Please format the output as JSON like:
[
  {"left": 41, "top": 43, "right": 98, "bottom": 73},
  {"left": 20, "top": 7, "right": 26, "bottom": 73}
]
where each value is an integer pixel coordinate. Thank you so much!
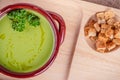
[{"left": 0, "top": 3, "right": 60, "bottom": 78}]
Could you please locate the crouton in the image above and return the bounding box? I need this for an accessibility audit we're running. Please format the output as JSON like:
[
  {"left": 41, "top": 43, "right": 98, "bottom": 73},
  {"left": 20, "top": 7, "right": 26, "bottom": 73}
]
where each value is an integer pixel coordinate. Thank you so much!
[
  {"left": 96, "top": 40, "right": 106, "bottom": 53},
  {"left": 84, "top": 26, "right": 90, "bottom": 36},
  {"left": 96, "top": 12, "right": 105, "bottom": 20},
  {"left": 94, "top": 23, "right": 101, "bottom": 32},
  {"left": 114, "top": 30, "right": 120, "bottom": 39},
  {"left": 101, "top": 24, "right": 109, "bottom": 33},
  {"left": 106, "top": 41, "right": 116, "bottom": 51},
  {"left": 114, "top": 22, "right": 120, "bottom": 28},
  {"left": 97, "top": 19, "right": 106, "bottom": 24},
  {"left": 104, "top": 10, "right": 115, "bottom": 20},
  {"left": 89, "top": 36, "right": 97, "bottom": 42},
  {"left": 107, "top": 18, "right": 115, "bottom": 25},
  {"left": 98, "top": 33, "right": 109, "bottom": 42},
  {"left": 113, "top": 38, "right": 120, "bottom": 45},
  {"left": 105, "top": 27, "right": 114, "bottom": 39},
  {"left": 88, "top": 27, "right": 97, "bottom": 37}
]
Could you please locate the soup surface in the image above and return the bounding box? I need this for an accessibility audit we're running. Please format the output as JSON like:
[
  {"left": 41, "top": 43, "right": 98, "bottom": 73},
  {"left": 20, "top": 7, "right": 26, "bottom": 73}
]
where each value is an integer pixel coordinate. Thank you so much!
[{"left": 0, "top": 9, "right": 54, "bottom": 73}]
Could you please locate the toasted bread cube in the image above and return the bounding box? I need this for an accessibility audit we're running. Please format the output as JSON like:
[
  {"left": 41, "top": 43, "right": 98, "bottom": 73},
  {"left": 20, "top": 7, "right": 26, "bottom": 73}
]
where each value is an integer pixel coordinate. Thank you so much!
[
  {"left": 114, "top": 29, "right": 119, "bottom": 34},
  {"left": 94, "top": 23, "right": 101, "bottom": 32},
  {"left": 98, "top": 33, "right": 109, "bottom": 42},
  {"left": 89, "top": 36, "right": 97, "bottom": 42},
  {"left": 107, "top": 18, "right": 115, "bottom": 25},
  {"left": 85, "top": 20, "right": 96, "bottom": 36},
  {"left": 84, "top": 26, "right": 90, "bottom": 36},
  {"left": 114, "top": 30, "right": 120, "bottom": 39},
  {"left": 97, "top": 19, "right": 106, "bottom": 24},
  {"left": 106, "top": 41, "right": 116, "bottom": 51},
  {"left": 101, "top": 28, "right": 106, "bottom": 33},
  {"left": 104, "top": 10, "right": 115, "bottom": 20},
  {"left": 96, "top": 12, "right": 106, "bottom": 24},
  {"left": 88, "top": 27, "right": 97, "bottom": 37},
  {"left": 101, "top": 24, "right": 109, "bottom": 29},
  {"left": 96, "top": 40, "right": 106, "bottom": 53},
  {"left": 113, "top": 38, "right": 120, "bottom": 45},
  {"left": 114, "top": 22, "right": 120, "bottom": 28},
  {"left": 105, "top": 27, "right": 114, "bottom": 39},
  {"left": 101, "top": 24, "right": 109, "bottom": 33},
  {"left": 96, "top": 12, "right": 105, "bottom": 20},
  {"left": 88, "top": 19, "right": 96, "bottom": 26}
]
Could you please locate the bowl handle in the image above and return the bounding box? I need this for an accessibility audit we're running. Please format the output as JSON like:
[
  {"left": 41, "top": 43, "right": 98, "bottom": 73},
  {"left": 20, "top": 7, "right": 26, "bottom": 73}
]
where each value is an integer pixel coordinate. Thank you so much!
[{"left": 47, "top": 11, "right": 66, "bottom": 45}]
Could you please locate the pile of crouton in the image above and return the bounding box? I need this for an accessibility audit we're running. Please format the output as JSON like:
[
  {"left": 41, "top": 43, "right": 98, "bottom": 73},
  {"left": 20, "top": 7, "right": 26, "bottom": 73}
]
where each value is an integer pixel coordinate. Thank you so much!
[{"left": 84, "top": 10, "right": 120, "bottom": 53}]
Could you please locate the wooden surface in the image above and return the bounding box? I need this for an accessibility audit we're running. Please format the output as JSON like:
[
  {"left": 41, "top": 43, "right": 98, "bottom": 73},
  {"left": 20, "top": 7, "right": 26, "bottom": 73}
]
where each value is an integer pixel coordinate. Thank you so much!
[
  {"left": 1, "top": 0, "right": 120, "bottom": 80},
  {"left": 0, "top": 0, "right": 82, "bottom": 80},
  {"left": 68, "top": 1, "right": 120, "bottom": 80}
]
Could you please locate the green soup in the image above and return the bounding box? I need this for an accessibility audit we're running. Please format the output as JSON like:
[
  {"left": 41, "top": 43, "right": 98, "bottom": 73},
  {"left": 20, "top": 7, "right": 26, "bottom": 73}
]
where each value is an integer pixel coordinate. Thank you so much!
[{"left": 0, "top": 9, "right": 54, "bottom": 73}]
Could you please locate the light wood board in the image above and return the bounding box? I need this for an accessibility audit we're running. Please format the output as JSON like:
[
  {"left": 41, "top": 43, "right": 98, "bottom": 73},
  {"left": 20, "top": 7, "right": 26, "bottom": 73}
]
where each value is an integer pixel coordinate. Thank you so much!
[
  {"left": 0, "top": 0, "right": 82, "bottom": 80},
  {"left": 68, "top": 1, "right": 120, "bottom": 80}
]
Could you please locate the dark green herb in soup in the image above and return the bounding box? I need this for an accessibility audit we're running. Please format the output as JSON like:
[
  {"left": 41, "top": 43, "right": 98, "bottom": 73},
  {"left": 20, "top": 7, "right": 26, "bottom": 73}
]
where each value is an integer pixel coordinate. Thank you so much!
[
  {"left": 27, "top": 12, "right": 40, "bottom": 27},
  {"left": 7, "top": 9, "right": 40, "bottom": 32}
]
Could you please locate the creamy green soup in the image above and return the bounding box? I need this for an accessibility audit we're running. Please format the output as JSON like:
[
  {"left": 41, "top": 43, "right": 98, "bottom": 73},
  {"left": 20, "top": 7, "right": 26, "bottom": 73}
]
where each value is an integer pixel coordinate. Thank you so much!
[{"left": 0, "top": 9, "right": 54, "bottom": 73}]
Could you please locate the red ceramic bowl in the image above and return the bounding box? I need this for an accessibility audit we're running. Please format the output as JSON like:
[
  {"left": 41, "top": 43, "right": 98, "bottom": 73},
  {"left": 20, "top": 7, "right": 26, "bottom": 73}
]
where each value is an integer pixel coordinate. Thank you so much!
[{"left": 0, "top": 3, "right": 66, "bottom": 78}]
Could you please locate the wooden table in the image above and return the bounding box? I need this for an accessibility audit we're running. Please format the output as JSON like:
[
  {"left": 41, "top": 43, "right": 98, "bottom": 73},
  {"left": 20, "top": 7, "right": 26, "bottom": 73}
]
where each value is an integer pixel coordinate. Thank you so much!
[
  {"left": 0, "top": 0, "right": 120, "bottom": 80},
  {"left": 0, "top": 0, "right": 82, "bottom": 80}
]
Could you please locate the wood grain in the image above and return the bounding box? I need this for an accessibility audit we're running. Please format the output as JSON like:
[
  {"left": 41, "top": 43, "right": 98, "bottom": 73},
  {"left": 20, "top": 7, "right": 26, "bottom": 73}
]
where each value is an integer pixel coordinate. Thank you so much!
[
  {"left": 68, "top": 1, "right": 120, "bottom": 80},
  {"left": 0, "top": 0, "right": 82, "bottom": 80},
  {"left": 1, "top": 0, "right": 120, "bottom": 80}
]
